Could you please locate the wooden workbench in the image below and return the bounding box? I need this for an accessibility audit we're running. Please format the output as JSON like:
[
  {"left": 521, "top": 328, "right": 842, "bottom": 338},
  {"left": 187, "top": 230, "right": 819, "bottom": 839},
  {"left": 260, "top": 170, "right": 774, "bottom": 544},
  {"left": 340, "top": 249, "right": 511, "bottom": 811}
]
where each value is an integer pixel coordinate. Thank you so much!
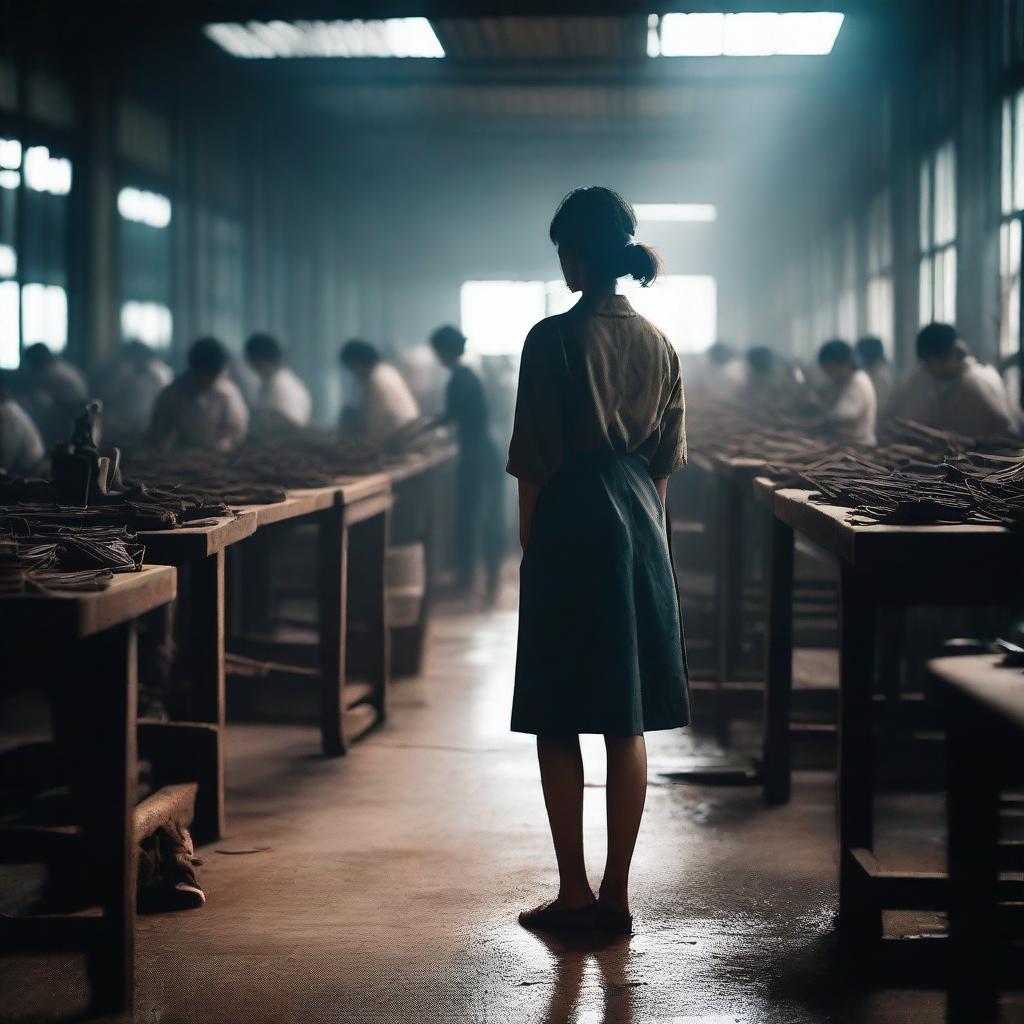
[
  {"left": 757, "top": 484, "right": 1024, "bottom": 944},
  {"left": 381, "top": 446, "right": 456, "bottom": 676},
  {"left": 138, "top": 512, "right": 256, "bottom": 839},
  {"left": 929, "top": 655, "right": 1024, "bottom": 1021},
  {"left": 230, "top": 476, "right": 392, "bottom": 757},
  {"left": 1, "top": 565, "right": 177, "bottom": 1014}
]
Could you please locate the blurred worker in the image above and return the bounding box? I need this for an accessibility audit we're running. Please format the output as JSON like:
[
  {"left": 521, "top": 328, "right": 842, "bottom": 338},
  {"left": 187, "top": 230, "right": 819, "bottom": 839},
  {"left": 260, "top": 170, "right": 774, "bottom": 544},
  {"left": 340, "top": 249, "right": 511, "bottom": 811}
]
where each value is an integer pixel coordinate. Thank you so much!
[
  {"left": 816, "top": 339, "right": 877, "bottom": 445},
  {"left": 888, "top": 323, "right": 1019, "bottom": 438},
  {"left": 855, "top": 335, "right": 894, "bottom": 413},
  {"left": 699, "top": 340, "right": 746, "bottom": 401},
  {"left": 150, "top": 337, "right": 249, "bottom": 452},
  {"left": 430, "top": 325, "right": 505, "bottom": 602},
  {"left": 743, "top": 346, "right": 801, "bottom": 409},
  {"left": 244, "top": 332, "right": 312, "bottom": 428},
  {"left": 339, "top": 339, "right": 419, "bottom": 442},
  {"left": 15, "top": 343, "right": 90, "bottom": 445},
  {"left": 0, "top": 371, "right": 45, "bottom": 475},
  {"left": 96, "top": 340, "right": 174, "bottom": 442}
]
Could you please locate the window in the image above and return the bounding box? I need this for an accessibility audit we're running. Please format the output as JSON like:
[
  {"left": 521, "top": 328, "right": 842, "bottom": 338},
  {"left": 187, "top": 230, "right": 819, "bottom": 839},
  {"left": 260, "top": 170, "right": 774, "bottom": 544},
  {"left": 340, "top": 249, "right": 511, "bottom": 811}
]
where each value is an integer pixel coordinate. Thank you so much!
[
  {"left": 460, "top": 281, "right": 546, "bottom": 357},
  {"left": 865, "top": 190, "right": 894, "bottom": 349},
  {"left": 118, "top": 185, "right": 173, "bottom": 348},
  {"left": 460, "top": 276, "right": 717, "bottom": 357},
  {"left": 1000, "top": 89, "right": 1024, "bottom": 358},
  {"left": 0, "top": 137, "right": 71, "bottom": 365},
  {"left": 918, "top": 140, "right": 957, "bottom": 325}
]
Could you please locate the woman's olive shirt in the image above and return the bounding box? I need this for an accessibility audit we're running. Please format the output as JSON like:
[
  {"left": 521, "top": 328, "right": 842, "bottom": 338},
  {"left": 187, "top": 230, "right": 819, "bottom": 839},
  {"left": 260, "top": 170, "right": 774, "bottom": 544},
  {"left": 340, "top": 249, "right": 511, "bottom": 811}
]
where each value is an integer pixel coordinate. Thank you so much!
[{"left": 506, "top": 294, "right": 687, "bottom": 484}]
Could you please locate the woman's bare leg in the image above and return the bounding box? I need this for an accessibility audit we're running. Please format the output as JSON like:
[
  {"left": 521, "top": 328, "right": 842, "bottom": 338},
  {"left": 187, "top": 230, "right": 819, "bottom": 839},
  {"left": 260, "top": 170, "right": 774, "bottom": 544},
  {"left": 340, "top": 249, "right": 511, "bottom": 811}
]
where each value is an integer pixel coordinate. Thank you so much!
[
  {"left": 536, "top": 735, "right": 594, "bottom": 907},
  {"left": 600, "top": 735, "right": 647, "bottom": 913}
]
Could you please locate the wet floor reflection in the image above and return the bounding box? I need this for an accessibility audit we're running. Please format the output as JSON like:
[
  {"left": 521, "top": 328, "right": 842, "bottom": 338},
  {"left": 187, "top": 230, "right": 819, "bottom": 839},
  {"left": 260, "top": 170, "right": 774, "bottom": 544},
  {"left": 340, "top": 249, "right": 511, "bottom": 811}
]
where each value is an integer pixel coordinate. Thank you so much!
[{"left": 522, "top": 928, "right": 637, "bottom": 1024}]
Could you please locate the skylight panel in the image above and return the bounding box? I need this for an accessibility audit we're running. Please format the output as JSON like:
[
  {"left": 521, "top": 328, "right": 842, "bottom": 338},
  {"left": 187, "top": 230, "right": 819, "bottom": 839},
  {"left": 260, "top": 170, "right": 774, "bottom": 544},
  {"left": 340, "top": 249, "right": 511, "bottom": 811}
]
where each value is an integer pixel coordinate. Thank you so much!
[
  {"left": 634, "top": 204, "right": 718, "bottom": 223},
  {"left": 648, "top": 12, "right": 843, "bottom": 57},
  {"left": 203, "top": 18, "right": 445, "bottom": 59}
]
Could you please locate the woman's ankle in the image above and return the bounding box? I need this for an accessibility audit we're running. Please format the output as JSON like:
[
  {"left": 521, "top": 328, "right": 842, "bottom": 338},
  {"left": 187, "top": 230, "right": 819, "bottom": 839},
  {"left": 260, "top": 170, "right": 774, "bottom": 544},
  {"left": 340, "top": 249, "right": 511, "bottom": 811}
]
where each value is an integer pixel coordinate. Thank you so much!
[
  {"left": 597, "top": 881, "right": 629, "bottom": 912},
  {"left": 558, "top": 882, "right": 595, "bottom": 906}
]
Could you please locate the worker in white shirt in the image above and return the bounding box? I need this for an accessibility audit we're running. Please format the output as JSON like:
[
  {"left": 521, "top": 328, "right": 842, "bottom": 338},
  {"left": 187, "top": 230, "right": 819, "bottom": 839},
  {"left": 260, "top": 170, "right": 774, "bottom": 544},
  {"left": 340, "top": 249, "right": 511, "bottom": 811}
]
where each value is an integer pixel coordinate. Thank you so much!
[
  {"left": 243, "top": 332, "right": 312, "bottom": 428},
  {"left": 816, "top": 339, "right": 878, "bottom": 446},
  {"left": 339, "top": 339, "right": 420, "bottom": 442},
  {"left": 96, "top": 340, "right": 174, "bottom": 442},
  {"left": 15, "top": 343, "right": 90, "bottom": 445},
  {"left": 888, "top": 323, "right": 1019, "bottom": 439},
  {"left": 0, "top": 372, "right": 45, "bottom": 475},
  {"left": 855, "top": 336, "right": 894, "bottom": 415},
  {"left": 699, "top": 341, "right": 747, "bottom": 401},
  {"left": 150, "top": 337, "right": 249, "bottom": 453}
]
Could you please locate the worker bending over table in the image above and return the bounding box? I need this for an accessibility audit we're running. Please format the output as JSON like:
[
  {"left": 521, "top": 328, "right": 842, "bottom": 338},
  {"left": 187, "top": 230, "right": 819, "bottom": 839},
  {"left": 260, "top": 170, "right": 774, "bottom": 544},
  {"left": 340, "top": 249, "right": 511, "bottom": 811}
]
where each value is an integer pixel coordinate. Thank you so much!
[
  {"left": 338, "top": 339, "right": 420, "bottom": 442},
  {"left": 888, "top": 322, "right": 1019, "bottom": 438},
  {"left": 0, "top": 370, "right": 45, "bottom": 475},
  {"left": 244, "top": 332, "right": 312, "bottom": 429},
  {"left": 150, "top": 337, "right": 249, "bottom": 453},
  {"left": 815, "top": 339, "right": 878, "bottom": 446}
]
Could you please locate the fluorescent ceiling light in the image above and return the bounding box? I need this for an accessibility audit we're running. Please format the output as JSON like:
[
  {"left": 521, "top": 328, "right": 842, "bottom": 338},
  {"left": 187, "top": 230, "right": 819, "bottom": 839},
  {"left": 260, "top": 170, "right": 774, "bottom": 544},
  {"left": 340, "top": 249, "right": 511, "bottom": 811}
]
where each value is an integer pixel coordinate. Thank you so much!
[
  {"left": 635, "top": 204, "right": 717, "bottom": 223},
  {"left": 203, "top": 18, "right": 445, "bottom": 59},
  {"left": 649, "top": 12, "right": 843, "bottom": 57}
]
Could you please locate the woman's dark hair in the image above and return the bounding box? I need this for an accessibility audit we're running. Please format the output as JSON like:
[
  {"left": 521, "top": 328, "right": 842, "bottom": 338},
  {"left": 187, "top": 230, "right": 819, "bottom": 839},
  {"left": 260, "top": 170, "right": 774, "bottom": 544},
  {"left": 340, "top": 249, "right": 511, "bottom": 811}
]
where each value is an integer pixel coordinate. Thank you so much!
[
  {"left": 429, "top": 325, "right": 466, "bottom": 361},
  {"left": 549, "top": 186, "right": 661, "bottom": 287},
  {"left": 818, "top": 339, "right": 856, "bottom": 367},
  {"left": 188, "top": 336, "right": 228, "bottom": 374},
  {"left": 340, "top": 339, "right": 380, "bottom": 369}
]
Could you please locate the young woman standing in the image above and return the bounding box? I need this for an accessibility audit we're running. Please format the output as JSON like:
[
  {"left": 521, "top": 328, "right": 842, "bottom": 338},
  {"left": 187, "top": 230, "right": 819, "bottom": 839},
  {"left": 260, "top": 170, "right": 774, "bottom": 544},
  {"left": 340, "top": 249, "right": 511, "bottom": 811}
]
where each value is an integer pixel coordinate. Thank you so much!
[{"left": 507, "top": 187, "right": 690, "bottom": 934}]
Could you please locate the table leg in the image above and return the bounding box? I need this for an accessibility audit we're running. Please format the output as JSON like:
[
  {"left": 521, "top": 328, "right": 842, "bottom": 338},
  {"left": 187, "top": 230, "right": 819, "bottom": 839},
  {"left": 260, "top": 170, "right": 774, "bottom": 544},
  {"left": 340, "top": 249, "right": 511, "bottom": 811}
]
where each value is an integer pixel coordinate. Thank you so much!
[
  {"left": 350, "top": 509, "right": 390, "bottom": 722},
  {"left": 761, "top": 512, "right": 795, "bottom": 805},
  {"left": 317, "top": 504, "right": 349, "bottom": 756},
  {"left": 837, "top": 565, "right": 879, "bottom": 942},
  {"left": 715, "top": 475, "right": 744, "bottom": 747},
  {"left": 189, "top": 551, "right": 226, "bottom": 840},
  {"left": 946, "top": 697, "right": 1001, "bottom": 1022},
  {"left": 70, "top": 622, "right": 138, "bottom": 1013}
]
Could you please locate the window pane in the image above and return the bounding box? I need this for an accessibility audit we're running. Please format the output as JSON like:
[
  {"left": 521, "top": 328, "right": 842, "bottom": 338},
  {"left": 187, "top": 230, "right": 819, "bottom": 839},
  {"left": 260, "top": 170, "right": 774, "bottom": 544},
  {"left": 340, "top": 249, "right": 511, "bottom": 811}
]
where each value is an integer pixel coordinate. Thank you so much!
[
  {"left": 1002, "top": 219, "right": 1022, "bottom": 358},
  {"left": 919, "top": 256, "right": 933, "bottom": 326},
  {"left": 21, "top": 283, "right": 67, "bottom": 352},
  {"left": 1004, "top": 97, "right": 1015, "bottom": 216},
  {"left": 934, "top": 142, "right": 956, "bottom": 246},
  {"left": 0, "top": 279, "right": 18, "bottom": 367},
  {"left": 866, "top": 275, "right": 893, "bottom": 348},
  {"left": 1015, "top": 91, "right": 1024, "bottom": 211},
  {"left": 919, "top": 158, "right": 932, "bottom": 252},
  {"left": 937, "top": 246, "right": 957, "bottom": 324},
  {"left": 621, "top": 275, "right": 717, "bottom": 353},
  {"left": 460, "top": 280, "right": 546, "bottom": 357}
]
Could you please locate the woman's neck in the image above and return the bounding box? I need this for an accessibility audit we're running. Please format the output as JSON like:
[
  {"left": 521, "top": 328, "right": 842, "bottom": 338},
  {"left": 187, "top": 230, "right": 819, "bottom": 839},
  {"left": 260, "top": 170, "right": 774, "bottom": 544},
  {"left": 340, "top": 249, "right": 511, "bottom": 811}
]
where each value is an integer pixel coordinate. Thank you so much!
[{"left": 581, "top": 281, "right": 617, "bottom": 301}]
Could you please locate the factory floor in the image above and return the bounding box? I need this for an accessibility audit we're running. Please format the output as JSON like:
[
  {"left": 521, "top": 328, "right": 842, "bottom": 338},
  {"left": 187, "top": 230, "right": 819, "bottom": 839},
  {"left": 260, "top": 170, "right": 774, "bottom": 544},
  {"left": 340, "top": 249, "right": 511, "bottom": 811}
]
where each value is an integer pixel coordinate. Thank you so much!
[{"left": 2, "top": 586, "right": 1022, "bottom": 1023}]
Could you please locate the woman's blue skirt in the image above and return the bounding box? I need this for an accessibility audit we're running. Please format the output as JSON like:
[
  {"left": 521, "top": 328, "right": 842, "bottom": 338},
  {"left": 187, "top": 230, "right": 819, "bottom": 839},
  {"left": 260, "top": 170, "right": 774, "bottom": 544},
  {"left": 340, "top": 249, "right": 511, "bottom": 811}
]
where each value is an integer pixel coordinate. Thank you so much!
[{"left": 512, "top": 451, "right": 690, "bottom": 736}]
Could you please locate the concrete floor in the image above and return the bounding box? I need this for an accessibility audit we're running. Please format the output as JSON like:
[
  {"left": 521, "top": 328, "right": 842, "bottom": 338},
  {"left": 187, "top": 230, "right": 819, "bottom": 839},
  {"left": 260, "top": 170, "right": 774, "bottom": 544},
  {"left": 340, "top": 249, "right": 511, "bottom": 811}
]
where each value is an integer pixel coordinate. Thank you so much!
[{"left": 2, "top": 591, "right": 1022, "bottom": 1023}]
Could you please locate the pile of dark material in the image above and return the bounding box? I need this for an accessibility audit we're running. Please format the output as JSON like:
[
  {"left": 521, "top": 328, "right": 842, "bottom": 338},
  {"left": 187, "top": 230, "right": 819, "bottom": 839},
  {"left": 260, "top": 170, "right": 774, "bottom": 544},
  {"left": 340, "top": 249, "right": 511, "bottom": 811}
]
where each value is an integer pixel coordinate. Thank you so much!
[
  {"left": 120, "top": 417, "right": 446, "bottom": 500},
  {"left": 0, "top": 522, "right": 145, "bottom": 595},
  {"left": 688, "top": 400, "right": 1024, "bottom": 528},
  {"left": 0, "top": 475, "right": 233, "bottom": 531}
]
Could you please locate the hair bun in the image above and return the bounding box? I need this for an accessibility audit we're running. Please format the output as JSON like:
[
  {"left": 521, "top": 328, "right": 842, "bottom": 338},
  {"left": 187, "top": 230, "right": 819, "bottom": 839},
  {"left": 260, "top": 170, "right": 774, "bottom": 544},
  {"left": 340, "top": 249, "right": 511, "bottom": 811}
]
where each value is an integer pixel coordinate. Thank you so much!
[{"left": 623, "top": 242, "right": 661, "bottom": 287}]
